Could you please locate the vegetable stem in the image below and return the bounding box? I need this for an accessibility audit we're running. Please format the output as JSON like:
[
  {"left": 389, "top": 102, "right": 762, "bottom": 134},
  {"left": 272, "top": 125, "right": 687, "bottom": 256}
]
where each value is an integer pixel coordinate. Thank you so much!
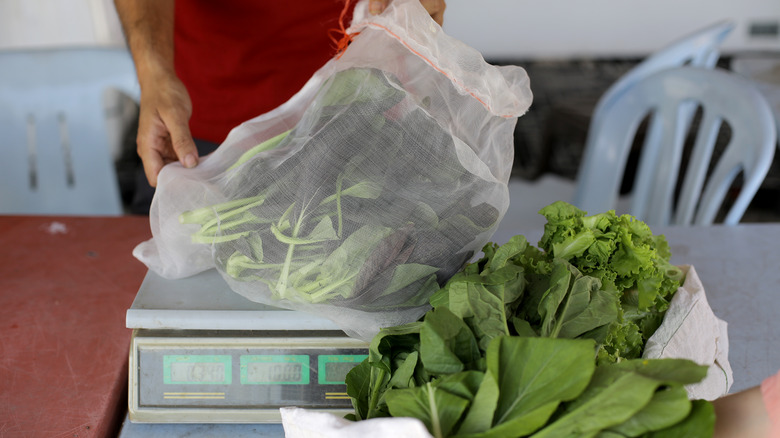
[
  {"left": 427, "top": 382, "right": 443, "bottom": 438},
  {"left": 306, "top": 275, "right": 356, "bottom": 302},
  {"left": 276, "top": 204, "right": 307, "bottom": 298},
  {"left": 367, "top": 368, "right": 388, "bottom": 419},
  {"left": 227, "top": 129, "right": 292, "bottom": 171}
]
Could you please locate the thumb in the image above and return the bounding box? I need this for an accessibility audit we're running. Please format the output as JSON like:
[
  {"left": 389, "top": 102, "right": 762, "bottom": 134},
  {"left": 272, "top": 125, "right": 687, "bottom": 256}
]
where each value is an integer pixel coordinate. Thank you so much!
[
  {"left": 369, "top": 0, "right": 389, "bottom": 15},
  {"left": 166, "top": 114, "right": 199, "bottom": 169}
]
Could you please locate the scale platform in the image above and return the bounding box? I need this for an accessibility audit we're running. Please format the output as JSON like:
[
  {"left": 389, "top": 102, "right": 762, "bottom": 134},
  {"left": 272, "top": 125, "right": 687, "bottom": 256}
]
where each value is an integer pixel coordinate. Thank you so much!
[{"left": 127, "top": 269, "right": 369, "bottom": 423}]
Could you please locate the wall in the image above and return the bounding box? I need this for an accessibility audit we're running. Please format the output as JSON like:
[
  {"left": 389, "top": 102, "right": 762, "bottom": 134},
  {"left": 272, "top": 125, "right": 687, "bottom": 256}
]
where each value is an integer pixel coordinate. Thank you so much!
[
  {"left": 443, "top": 0, "right": 780, "bottom": 60},
  {"left": 1, "top": 0, "right": 777, "bottom": 57},
  {"left": 0, "top": 0, "right": 124, "bottom": 50}
]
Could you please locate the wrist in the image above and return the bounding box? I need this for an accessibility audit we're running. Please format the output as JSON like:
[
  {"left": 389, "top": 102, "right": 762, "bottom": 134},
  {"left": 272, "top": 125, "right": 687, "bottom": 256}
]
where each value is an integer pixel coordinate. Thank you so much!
[{"left": 761, "top": 370, "right": 780, "bottom": 436}]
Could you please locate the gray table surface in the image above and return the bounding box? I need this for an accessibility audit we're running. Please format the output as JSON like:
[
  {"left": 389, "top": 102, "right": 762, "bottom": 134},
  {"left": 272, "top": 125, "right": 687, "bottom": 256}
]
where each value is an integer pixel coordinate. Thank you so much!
[{"left": 120, "top": 222, "right": 780, "bottom": 437}]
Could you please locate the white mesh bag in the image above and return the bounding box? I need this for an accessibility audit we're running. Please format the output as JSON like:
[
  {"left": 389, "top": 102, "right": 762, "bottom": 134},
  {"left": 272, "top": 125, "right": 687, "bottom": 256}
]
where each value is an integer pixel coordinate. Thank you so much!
[{"left": 134, "top": 0, "right": 533, "bottom": 340}]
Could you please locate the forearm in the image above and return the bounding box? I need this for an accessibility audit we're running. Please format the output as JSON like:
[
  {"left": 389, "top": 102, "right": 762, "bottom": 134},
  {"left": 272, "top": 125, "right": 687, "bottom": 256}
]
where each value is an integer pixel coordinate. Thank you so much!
[
  {"left": 114, "top": 0, "right": 176, "bottom": 87},
  {"left": 713, "top": 370, "right": 780, "bottom": 438},
  {"left": 713, "top": 387, "right": 770, "bottom": 438}
]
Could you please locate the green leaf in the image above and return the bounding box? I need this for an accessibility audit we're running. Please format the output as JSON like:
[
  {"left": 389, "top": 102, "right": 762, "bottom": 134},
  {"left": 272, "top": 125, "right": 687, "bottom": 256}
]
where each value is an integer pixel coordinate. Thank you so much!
[
  {"left": 345, "top": 359, "right": 373, "bottom": 420},
  {"left": 643, "top": 399, "right": 715, "bottom": 438},
  {"left": 224, "top": 251, "right": 259, "bottom": 279},
  {"left": 434, "top": 371, "right": 484, "bottom": 402},
  {"left": 552, "top": 229, "right": 597, "bottom": 260},
  {"left": 510, "top": 316, "right": 538, "bottom": 337},
  {"left": 611, "top": 226, "right": 655, "bottom": 277},
  {"left": 607, "top": 358, "right": 709, "bottom": 386},
  {"left": 606, "top": 385, "right": 691, "bottom": 436},
  {"left": 370, "top": 322, "right": 423, "bottom": 374},
  {"left": 457, "top": 370, "right": 500, "bottom": 435},
  {"left": 317, "top": 67, "right": 404, "bottom": 108},
  {"left": 388, "top": 351, "right": 419, "bottom": 390},
  {"left": 307, "top": 216, "right": 339, "bottom": 241},
  {"left": 354, "top": 323, "right": 423, "bottom": 420},
  {"left": 539, "top": 200, "right": 588, "bottom": 223},
  {"left": 538, "top": 260, "right": 576, "bottom": 337},
  {"left": 447, "top": 281, "right": 510, "bottom": 352},
  {"left": 380, "top": 264, "right": 440, "bottom": 298},
  {"left": 386, "top": 382, "right": 470, "bottom": 438},
  {"left": 270, "top": 219, "right": 336, "bottom": 245},
  {"left": 420, "top": 307, "right": 481, "bottom": 375},
  {"left": 531, "top": 370, "right": 660, "bottom": 437},
  {"left": 319, "top": 180, "right": 383, "bottom": 205},
  {"left": 487, "top": 234, "right": 528, "bottom": 272},
  {"left": 292, "top": 224, "right": 393, "bottom": 301},
  {"left": 487, "top": 337, "right": 596, "bottom": 436},
  {"left": 535, "top": 358, "right": 708, "bottom": 438},
  {"left": 557, "top": 280, "right": 619, "bottom": 339},
  {"left": 536, "top": 260, "right": 617, "bottom": 340}
]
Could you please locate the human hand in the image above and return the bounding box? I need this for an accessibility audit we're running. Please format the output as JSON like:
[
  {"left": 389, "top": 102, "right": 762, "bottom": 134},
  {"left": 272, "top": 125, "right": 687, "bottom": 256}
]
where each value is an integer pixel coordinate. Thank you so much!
[
  {"left": 136, "top": 71, "right": 198, "bottom": 187},
  {"left": 369, "top": 0, "right": 446, "bottom": 26}
]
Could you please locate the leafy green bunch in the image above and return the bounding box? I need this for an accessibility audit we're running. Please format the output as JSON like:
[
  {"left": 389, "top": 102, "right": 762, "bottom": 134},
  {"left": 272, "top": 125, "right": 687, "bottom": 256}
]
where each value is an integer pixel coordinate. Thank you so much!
[
  {"left": 346, "top": 202, "right": 711, "bottom": 437},
  {"left": 532, "top": 201, "right": 685, "bottom": 363},
  {"left": 179, "top": 68, "right": 501, "bottom": 310}
]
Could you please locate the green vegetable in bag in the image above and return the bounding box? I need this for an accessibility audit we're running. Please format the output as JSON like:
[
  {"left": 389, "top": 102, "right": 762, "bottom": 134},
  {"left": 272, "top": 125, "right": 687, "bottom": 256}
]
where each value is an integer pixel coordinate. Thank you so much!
[{"left": 179, "top": 67, "right": 502, "bottom": 310}]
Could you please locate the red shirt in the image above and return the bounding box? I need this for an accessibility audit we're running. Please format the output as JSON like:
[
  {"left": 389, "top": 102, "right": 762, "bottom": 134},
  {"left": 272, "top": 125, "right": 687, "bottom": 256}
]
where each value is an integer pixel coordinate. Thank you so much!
[{"left": 174, "top": 1, "right": 347, "bottom": 144}]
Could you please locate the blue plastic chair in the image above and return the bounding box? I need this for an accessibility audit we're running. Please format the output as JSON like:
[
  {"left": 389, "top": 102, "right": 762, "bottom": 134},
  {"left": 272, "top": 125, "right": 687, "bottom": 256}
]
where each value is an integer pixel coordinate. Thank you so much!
[
  {"left": 505, "top": 21, "right": 735, "bottom": 225},
  {"left": 573, "top": 66, "right": 777, "bottom": 226},
  {"left": 586, "top": 20, "right": 734, "bottom": 142},
  {"left": 570, "top": 21, "right": 735, "bottom": 214},
  {"left": 0, "top": 48, "right": 139, "bottom": 216}
]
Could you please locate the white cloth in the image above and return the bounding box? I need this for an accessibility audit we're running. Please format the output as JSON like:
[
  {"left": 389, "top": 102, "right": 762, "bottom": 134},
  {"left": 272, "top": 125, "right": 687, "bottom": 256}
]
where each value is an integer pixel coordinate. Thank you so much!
[
  {"left": 643, "top": 264, "right": 733, "bottom": 400},
  {"left": 280, "top": 407, "right": 432, "bottom": 438}
]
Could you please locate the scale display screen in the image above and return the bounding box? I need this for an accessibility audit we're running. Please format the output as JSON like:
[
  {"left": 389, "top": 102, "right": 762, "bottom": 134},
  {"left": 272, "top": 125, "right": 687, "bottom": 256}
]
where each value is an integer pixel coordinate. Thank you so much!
[
  {"left": 129, "top": 330, "right": 369, "bottom": 423},
  {"left": 241, "top": 355, "right": 310, "bottom": 385},
  {"left": 165, "top": 355, "right": 232, "bottom": 385}
]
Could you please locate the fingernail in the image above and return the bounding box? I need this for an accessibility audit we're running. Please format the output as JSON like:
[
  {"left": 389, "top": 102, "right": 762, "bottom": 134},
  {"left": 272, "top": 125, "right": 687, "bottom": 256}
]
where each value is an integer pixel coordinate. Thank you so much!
[
  {"left": 369, "top": 1, "right": 382, "bottom": 14},
  {"left": 184, "top": 153, "right": 198, "bottom": 169}
]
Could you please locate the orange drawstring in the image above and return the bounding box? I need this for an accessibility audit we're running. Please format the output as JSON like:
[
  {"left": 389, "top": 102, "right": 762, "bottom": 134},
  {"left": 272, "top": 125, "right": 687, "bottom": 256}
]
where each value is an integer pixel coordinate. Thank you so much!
[{"left": 329, "top": 0, "right": 360, "bottom": 59}]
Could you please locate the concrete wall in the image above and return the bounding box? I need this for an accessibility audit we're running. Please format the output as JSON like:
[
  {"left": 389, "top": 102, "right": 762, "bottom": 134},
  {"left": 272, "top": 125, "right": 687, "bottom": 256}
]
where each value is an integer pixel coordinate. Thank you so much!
[
  {"left": 0, "top": 0, "right": 125, "bottom": 50},
  {"left": 443, "top": 0, "right": 780, "bottom": 59},
  {"left": 1, "top": 0, "right": 777, "bottom": 57}
]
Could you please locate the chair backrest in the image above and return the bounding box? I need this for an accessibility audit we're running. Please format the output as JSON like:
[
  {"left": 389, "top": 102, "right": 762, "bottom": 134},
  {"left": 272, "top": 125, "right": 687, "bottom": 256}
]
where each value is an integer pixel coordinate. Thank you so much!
[
  {"left": 0, "top": 48, "right": 139, "bottom": 216},
  {"left": 574, "top": 21, "right": 735, "bottom": 207},
  {"left": 574, "top": 66, "right": 776, "bottom": 226},
  {"left": 588, "top": 20, "right": 735, "bottom": 130}
]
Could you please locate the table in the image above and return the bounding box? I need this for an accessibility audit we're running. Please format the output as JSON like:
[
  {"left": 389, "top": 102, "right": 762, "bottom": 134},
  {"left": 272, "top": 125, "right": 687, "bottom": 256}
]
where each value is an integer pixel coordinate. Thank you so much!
[
  {"left": 124, "top": 222, "right": 780, "bottom": 437},
  {"left": 661, "top": 224, "right": 780, "bottom": 392},
  {"left": 1, "top": 215, "right": 778, "bottom": 437},
  {"left": 0, "top": 215, "right": 150, "bottom": 438}
]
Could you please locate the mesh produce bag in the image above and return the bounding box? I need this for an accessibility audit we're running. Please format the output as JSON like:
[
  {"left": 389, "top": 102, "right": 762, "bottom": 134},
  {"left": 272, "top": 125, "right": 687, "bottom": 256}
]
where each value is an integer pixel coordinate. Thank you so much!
[{"left": 133, "top": 0, "right": 533, "bottom": 339}]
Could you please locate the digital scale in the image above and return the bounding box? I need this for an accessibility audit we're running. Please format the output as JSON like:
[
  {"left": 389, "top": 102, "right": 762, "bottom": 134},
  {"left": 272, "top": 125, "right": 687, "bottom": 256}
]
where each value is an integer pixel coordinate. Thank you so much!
[{"left": 126, "top": 269, "right": 369, "bottom": 423}]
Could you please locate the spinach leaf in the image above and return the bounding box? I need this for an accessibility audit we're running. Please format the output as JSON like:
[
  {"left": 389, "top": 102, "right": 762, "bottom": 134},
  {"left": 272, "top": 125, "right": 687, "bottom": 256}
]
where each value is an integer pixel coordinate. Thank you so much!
[
  {"left": 386, "top": 381, "right": 471, "bottom": 438},
  {"left": 642, "top": 399, "right": 715, "bottom": 438},
  {"left": 446, "top": 281, "right": 510, "bottom": 352},
  {"left": 606, "top": 385, "right": 691, "bottom": 436},
  {"left": 355, "top": 321, "right": 424, "bottom": 419},
  {"left": 345, "top": 359, "right": 373, "bottom": 420},
  {"left": 420, "top": 307, "right": 481, "bottom": 375},
  {"left": 534, "top": 359, "right": 708, "bottom": 438},
  {"left": 456, "top": 370, "right": 499, "bottom": 435},
  {"left": 535, "top": 259, "right": 619, "bottom": 343},
  {"left": 387, "top": 350, "right": 419, "bottom": 390},
  {"left": 530, "top": 370, "right": 660, "bottom": 437},
  {"left": 484, "top": 337, "right": 596, "bottom": 437}
]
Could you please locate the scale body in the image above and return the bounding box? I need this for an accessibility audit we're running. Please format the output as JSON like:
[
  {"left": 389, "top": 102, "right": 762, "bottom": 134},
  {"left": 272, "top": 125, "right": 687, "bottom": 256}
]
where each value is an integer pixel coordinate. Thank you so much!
[{"left": 127, "top": 269, "right": 369, "bottom": 423}]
